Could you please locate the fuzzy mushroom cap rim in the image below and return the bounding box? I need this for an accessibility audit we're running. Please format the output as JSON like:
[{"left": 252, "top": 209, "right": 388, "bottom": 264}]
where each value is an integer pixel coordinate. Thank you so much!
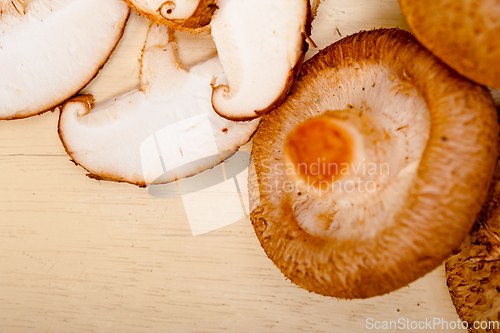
[{"left": 250, "top": 28, "right": 499, "bottom": 299}]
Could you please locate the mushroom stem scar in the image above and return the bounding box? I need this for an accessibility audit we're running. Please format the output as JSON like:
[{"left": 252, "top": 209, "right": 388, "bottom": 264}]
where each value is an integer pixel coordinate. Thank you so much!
[{"left": 284, "top": 112, "right": 365, "bottom": 197}]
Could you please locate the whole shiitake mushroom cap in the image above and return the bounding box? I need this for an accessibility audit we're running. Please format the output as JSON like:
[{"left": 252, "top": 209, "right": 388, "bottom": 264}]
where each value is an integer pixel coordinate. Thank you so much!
[
  {"left": 399, "top": 0, "right": 500, "bottom": 89},
  {"left": 446, "top": 149, "right": 500, "bottom": 333},
  {"left": 249, "top": 28, "right": 499, "bottom": 299}
]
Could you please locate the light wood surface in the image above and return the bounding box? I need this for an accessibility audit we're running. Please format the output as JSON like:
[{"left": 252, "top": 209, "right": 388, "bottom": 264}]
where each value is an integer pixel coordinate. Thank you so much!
[{"left": 1, "top": 0, "right": 497, "bottom": 332}]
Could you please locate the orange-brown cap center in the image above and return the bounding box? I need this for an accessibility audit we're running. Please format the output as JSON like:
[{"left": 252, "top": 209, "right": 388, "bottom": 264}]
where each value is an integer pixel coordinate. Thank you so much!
[{"left": 284, "top": 115, "right": 353, "bottom": 184}]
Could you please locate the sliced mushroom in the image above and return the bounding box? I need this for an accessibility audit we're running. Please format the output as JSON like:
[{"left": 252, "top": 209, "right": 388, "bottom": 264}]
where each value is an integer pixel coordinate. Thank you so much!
[
  {"left": 122, "top": 0, "right": 216, "bottom": 34},
  {"left": 310, "top": 0, "right": 322, "bottom": 21},
  {"left": 446, "top": 149, "right": 500, "bottom": 332},
  {"left": 0, "top": 0, "right": 129, "bottom": 120},
  {"left": 399, "top": 0, "right": 500, "bottom": 89},
  {"left": 58, "top": 24, "right": 259, "bottom": 187},
  {"left": 249, "top": 29, "right": 499, "bottom": 299},
  {"left": 210, "top": 0, "right": 311, "bottom": 121}
]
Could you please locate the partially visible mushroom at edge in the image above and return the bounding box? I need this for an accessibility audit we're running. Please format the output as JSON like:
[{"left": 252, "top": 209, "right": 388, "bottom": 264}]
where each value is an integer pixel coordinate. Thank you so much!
[
  {"left": 446, "top": 146, "right": 500, "bottom": 333},
  {"left": 249, "top": 28, "right": 499, "bottom": 299},
  {"left": 398, "top": 0, "right": 500, "bottom": 89},
  {"left": 0, "top": 0, "right": 130, "bottom": 120}
]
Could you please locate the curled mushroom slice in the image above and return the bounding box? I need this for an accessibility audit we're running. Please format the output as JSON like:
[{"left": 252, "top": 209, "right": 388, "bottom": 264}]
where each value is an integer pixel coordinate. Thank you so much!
[
  {"left": 210, "top": 0, "right": 310, "bottom": 121},
  {"left": 249, "top": 28, "right": 499, "bottom": 299},
  {"left": 446, "top": 151, "right": 500, "bottom": 332},
  {"left": 58, "top": 24, "right": 259, "bottom": 187},
  {"left": 0, "top": 0, "right": 129, "bottom": 120},
  {"left": 399, "top": 0, "right": 500, "bottom": 89},
  {"left": 123, "top": 0, "right": 216, "bottom": 33}
]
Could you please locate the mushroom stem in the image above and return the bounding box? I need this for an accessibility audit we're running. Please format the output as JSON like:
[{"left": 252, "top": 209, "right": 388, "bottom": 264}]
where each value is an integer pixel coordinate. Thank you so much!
[
  {"left": 157, "top": 0, "right": 200, "bottom": 20},
  {"left": 284, "top": 112, "right": 365, "bottom": 198},
  {"left": 158, "top": 1, "right": 176, "bottom": 17}
]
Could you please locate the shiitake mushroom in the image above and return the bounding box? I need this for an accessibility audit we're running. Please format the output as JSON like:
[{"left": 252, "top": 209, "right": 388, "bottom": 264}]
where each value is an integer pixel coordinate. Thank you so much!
[
  {"left": 399, "top": 0, "right": 500, "bottom": 89},
  {"left": 446, "top": 142, "right": 500, "bottom": 332},
  {"left": 0, "top": 0, "right": 129, "bottom": 119},
  {"left": 58, "top": 24, "right": 259, "bottom": 187},
  {"left": 249, "top": 28, "right": 499, "bottom": 299}
]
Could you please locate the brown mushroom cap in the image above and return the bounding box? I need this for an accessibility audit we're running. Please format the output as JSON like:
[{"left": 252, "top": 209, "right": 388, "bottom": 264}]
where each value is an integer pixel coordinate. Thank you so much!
[
  {"left": 446, "top": 149, "right": 500, "bottom": 332},
  {"left": 399, "top": 0, "right": 500, "bottom": 89},
  {"left": 249, "top": 28, "right": 499, "bottom": 299}
]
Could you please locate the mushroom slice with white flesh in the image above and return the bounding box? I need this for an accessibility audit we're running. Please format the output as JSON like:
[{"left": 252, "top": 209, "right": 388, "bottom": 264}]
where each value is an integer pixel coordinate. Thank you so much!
[
  {"left": 0, "top": 0, "right": 129, "bottom": 120},
  {"left": 58, "top": 24, "right": 259, "bottom": 187},
  {"left": 399, "top": 0, "right": 500, "bottom": 89},
  {"left": 122, "top": 0, "right": 216, "bottom": 33},
  {"left": 310, "top": 0, "right": 322, "bottom": 20},
  {"left": 210, "top": 0, "right": 311, "bottom": 121},
  {"left": 249, "top": 29, "right": 499, "bottom": 299},
  {"left": 446, "top": 149, "right": 500, "bottom": 333}
]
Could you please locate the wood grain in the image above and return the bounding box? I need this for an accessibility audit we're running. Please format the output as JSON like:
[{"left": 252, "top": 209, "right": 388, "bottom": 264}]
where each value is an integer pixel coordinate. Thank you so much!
[{"left": 0, "top": 0, "right": 492, "bottom": 332}]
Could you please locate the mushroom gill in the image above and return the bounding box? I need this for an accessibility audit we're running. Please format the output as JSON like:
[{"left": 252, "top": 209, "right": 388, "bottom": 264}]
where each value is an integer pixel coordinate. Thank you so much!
[{"left": 249, "top": 28, "right": 499, "bottom": 299}]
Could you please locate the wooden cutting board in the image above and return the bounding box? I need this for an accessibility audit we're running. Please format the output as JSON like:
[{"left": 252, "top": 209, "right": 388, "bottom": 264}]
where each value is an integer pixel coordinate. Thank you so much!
[{"left": 0, "top": 0, "right": 491, "bottom": 332}]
